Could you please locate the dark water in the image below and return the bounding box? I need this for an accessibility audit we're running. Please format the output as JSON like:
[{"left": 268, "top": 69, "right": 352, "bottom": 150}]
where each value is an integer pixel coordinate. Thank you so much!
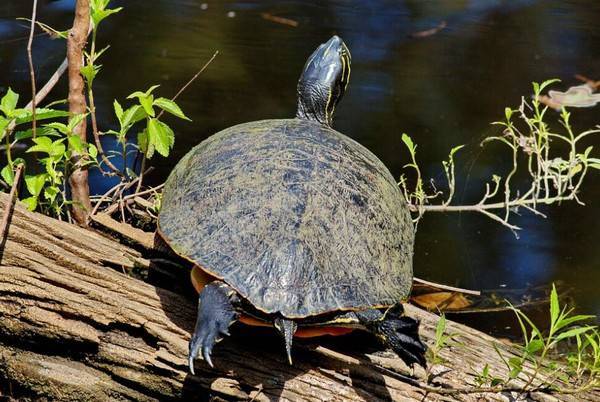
[{"left": 1, "top": 0, "right": 598, "bottom": 336}]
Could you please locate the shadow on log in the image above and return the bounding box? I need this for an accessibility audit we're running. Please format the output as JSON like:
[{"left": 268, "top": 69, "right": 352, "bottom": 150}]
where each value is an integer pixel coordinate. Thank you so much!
[{"left": 0, "top": 194, "right": 597, "bottom": 401}]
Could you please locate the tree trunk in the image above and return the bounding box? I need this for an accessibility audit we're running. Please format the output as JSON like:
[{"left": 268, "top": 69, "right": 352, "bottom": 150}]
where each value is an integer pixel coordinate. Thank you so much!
[
  {"left": 0, "top": 194, "right": 597, "bottom": 401},
  {"left": 66, "top": 0, "right": 91, "bottom": 225}
]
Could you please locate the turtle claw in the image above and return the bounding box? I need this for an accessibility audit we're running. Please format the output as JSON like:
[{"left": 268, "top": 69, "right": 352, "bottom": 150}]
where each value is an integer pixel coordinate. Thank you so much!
[
  {"left": 202, "top": 345, "right": 214, "bottom": 368},
  {"left": 188, "top": 281, "right": 238, "bottom": 374},
  {"left": 377, "top": 316, "right": 427, "bottom": 368},
  {"left": 356, "top": 305, "right": 427, "bottom": 369}
]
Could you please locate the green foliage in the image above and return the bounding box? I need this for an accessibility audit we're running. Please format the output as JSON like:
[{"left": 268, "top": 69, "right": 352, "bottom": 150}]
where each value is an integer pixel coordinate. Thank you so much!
[
  {"left": 23, "top": 113, "right": 98, "bottom": 214},
  {"left": 469, "top": 284, "right": 599, "bottom": 393},
  {"left": 425, "top": 313, "right": 461, "bottom": 382},
  {"left": 399, "top": 79, "right": 599, "bottom": 234},
  {"left": 0, "top": 87, "right": 99, "bottom": 215},
  {"left": 498, "top": 284, "right": 598, "bottom": 391},
  {"left": 90, "top": 0, "right": 122, "bottom": 28},
  {"left": 0, "top": 0, "right": 190, "bottom": 218},
  {"left": 109, "top": 85, "right": 190, "bottom": 159},
  {"left": 426, "top": 314, "right": 455, "bottom": 366}
]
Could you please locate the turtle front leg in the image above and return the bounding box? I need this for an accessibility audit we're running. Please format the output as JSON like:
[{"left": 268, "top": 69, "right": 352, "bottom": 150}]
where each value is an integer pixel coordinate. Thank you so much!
[
  {"left": 189, "top": 281, "right": 240, "bottom": 373},
  {"left": 355, "top": 304, "right": 427, "bottom": 369}
]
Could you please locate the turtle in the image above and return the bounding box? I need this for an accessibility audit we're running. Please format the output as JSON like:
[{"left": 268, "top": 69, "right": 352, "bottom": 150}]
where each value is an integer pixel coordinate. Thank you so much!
[{"left": 158, "top": 35, "right": 427, "bottom": 374}]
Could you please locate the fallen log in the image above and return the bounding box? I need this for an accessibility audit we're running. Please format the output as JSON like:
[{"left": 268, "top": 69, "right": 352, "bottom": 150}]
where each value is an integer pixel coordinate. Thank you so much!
[{"left": 0, "top": 194, "right": 597, "bottom": 401}]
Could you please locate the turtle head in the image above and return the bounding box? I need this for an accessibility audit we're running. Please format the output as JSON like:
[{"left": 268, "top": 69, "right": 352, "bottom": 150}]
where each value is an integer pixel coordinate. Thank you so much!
[{"left": 296, "top": 35, "right": 351, "bottom": 126}]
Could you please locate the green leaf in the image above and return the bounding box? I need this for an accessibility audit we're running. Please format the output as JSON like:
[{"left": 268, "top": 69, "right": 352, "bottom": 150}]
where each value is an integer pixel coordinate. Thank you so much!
[
  {"left": 27, "top": 136, "right": 53, "bottom": 154},
  {"left": 481, "top": 363, "right": 489, "bottom": 378},
  {"left": 44, "top": 185, "right": 60, "bottom": 203},
  {"left": 121, "top": 105, "right": 146, "bottom": 129},
  {"left": 22, "top": 196, "right": 38, "bottom": 211},
  {"left": 50, "top": 139, "right": 66, "bottom": 159},
  {"left": 68, "top": 113, "right": 87, "bottom": 132},
  {"left": 44, "top": 122, "right": 69, "bottom": 135},
  {"left": 147, "top": 118, "right": 174, "bottom": 157},
  {"left": 68, "top": 135, "right": 84, "bottom": 153},
  {"left": 508, "top": 357, "right": 522, "bottom": 379},
  {"left": 90, "top": 0, "right": 123, "bottom": 27},
  {"left": 127, "top": 85, "right": 160, "bottom": 100},
  {"left": 153, "top": 97, "right": 191, "bottom": 121},
  {"left": 0, "top": 116, "right": 9, "bottom": 141},
  {"left": 25, "top": 174, "right": 47, "bottom": 197},
  {"left": 401, "top": 133, "right": 416, "bottom": 155},
  {"left": 538, "top": 78, "right": 561, "bottom": 94},
  {"left": 490, "top": 378, "right": 504, "bottom": 387},
  {"left": 525, "top": 339, "right": 544, "bottom": 354},
  {"left": 1, "top": 165, "right": 14, "bottom": 186},
  {"left": 88, "top": 143, "right": 98, "bottom": 159},
  {"left": 15, "top": 108, "right": 70, "bottom": 125},
  {"left": 94, "top": 45, "right": 111, "bottom": 61},
  {"left": 504, "top": 107, "right": 513, "bottom": 121},
  {"left": 550, "top": 283, "right": 559, "bottom": 327},
  {"left": 45, "top": 159, "right": 61, "bottom": 183},
  {"left": 435, "top": 314, "right": 446, "bottom": 347},
  {"left": 139, "top": 95, "right": 155, "bottom": 117},
  {"left": 137, "top": 130, "right": 149, "bottom": 154},
  {"left": 80, "top": 63, "right": 101, "bottom": 85},
  {"left": 514, "top": 306, "right": 543, "bottom": 341},
  {"left": 554, "top": 326, "right": 596, "bottom": 343},
  {"left": 113, "top": 99, "right": 124, "bottom": 123},
  {"left": 14, "top": 127, "right": 61, "bottom": 141},
  {"left": 0, "top": 88, "right": 19, "bottom": 117}
]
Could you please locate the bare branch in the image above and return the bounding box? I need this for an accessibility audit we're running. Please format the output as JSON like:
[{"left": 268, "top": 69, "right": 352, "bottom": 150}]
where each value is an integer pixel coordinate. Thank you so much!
[{"left": 403, "top": 83, "right": 598, "bottom": 234}]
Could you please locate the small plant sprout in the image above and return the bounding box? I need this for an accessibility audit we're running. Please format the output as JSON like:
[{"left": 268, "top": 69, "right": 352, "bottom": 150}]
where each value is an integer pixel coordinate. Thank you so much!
[
  {"left": 425, "top": 313, "right": 460, "bottom": 381},
  {"left": 399, "top": 79, "right": 600, "bottom": 235},
  {"left": 488, "top": 284, "right": 598, "bottom": 393}
]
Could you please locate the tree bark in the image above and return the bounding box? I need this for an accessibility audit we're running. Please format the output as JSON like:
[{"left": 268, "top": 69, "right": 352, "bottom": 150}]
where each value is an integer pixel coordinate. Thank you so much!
[
  {"left": 67, "top": 0, "right": 91, "bottom": 225},
  {"left": 0, "top": 194, "right": 597, "bottom": 401}
]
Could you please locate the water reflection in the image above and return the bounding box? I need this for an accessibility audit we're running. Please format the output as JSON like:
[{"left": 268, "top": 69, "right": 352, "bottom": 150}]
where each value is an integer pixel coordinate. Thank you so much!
[{"left": 0, "top": 0, "right": 598, "bottom": 332}]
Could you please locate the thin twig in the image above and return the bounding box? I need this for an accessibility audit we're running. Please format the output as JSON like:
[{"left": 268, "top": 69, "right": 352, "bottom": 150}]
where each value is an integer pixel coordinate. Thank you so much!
[
  {"left": 414, "top": 193, "right": 577, "bottom": 213},
  {"left": 135, "top": 51, "right": 219, "bottom": 193},
  {"left": 4, "top": 58, "right": 68, "bottom": 143},
  {"left": 122, "top": 183, "right": 164, "bottom": 201},
  {"left": 413, "top": 277, "right": 481, "bottom": 296},
  {"left": 30, "top": 58, "right": 68, "bottom": 109},
  {"left": 165, "top": 51, "right": 219, "bottom": 108},
  {"left": 26, "top": 0, "right": 39, "bottom": 138},
  {"left": 0, "top": 164, "right": 24, "bottom": 247},
  {"left": 86, "top": 27, "right": 122, "bottom": 177},
  {"left": 89, "top": 181, "right": 125, "bottom": 216}
]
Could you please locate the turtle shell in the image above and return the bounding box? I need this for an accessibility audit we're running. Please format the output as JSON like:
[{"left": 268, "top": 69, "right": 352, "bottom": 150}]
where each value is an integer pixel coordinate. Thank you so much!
[{"left": 158, "top": 118, "right": 414, "bottom": 318}]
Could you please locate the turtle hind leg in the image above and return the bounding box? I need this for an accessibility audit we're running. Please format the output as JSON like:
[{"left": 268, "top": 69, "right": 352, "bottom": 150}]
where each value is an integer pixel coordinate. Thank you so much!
[
  {"left": 356, "top": 305, "right": 427, "bottom": 369},
  {"left": 189, "top": 281, "right": 239, "bottom": 373}
]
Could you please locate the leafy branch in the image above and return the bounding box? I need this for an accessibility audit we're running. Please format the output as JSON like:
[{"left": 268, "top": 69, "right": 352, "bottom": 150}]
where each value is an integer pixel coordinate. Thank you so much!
[
  {"left": 0, "top": 0, "right": 195, "bottom": 220},
  {"left": 399, "top": 79, "right": 600, "bottom": 235}
]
